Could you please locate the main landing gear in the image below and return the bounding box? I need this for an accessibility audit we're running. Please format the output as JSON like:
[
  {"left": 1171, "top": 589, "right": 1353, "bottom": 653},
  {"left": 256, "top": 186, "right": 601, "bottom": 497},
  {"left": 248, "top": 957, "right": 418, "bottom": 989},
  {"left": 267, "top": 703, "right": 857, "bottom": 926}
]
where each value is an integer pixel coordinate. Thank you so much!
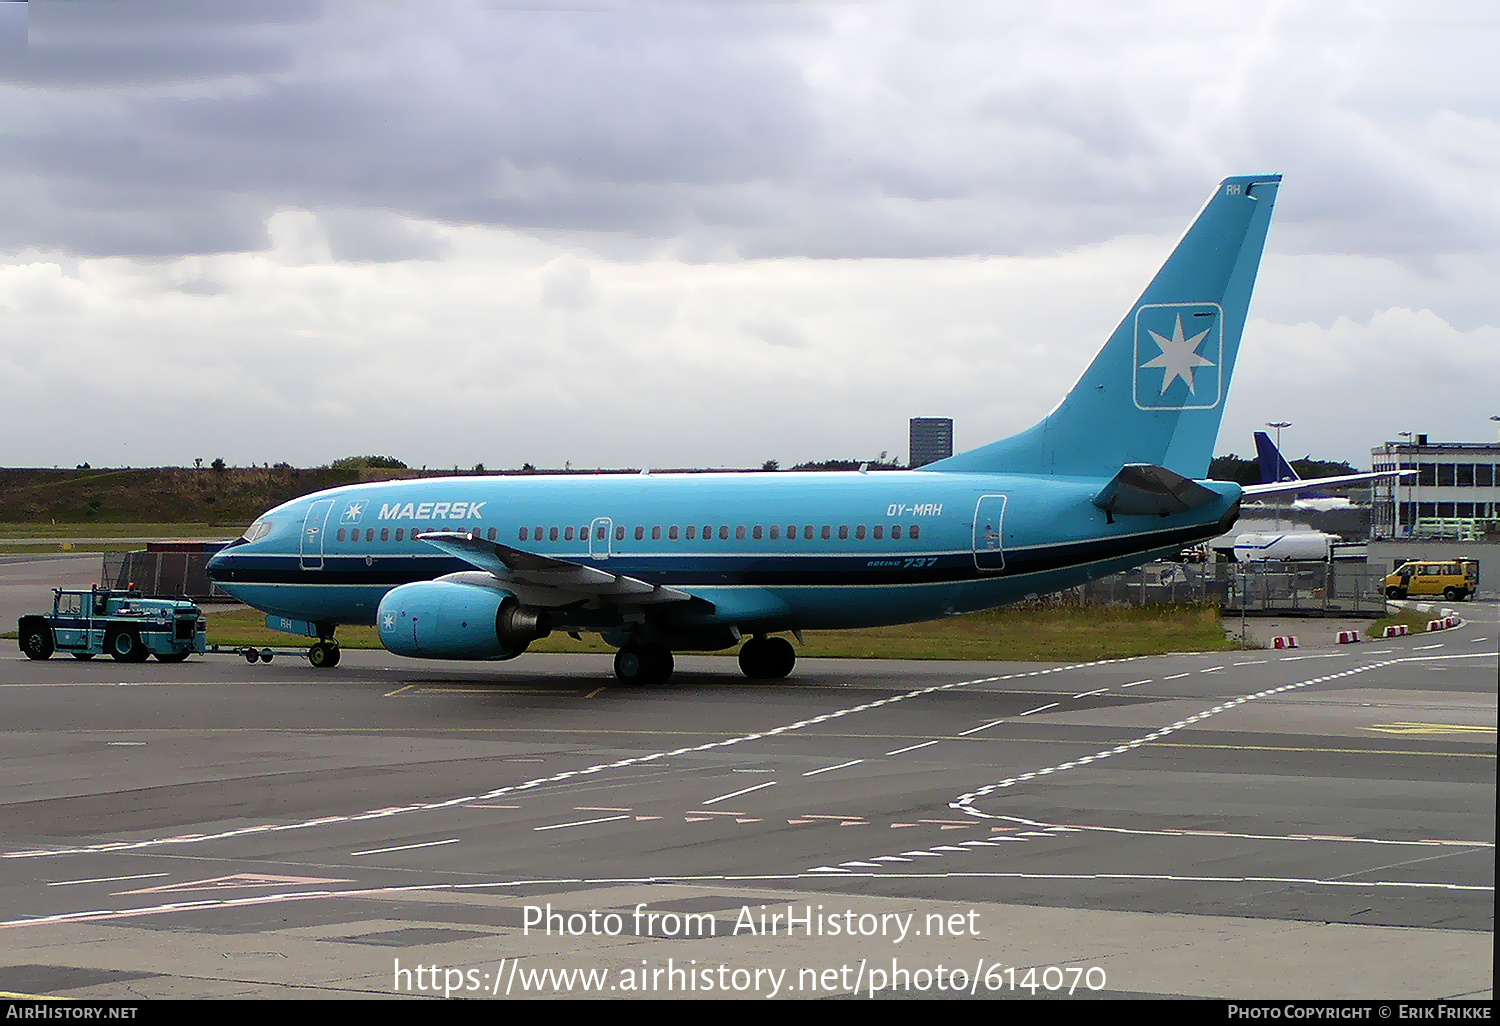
[
  {"left": 613, "top": 643, "right": 673, "bottom": 686},
  {"left": 738, "top": 635, "right": 795, "bottom": 680},
  {"left": 308, "top": 639, "right": 341, "bottom": 668}
]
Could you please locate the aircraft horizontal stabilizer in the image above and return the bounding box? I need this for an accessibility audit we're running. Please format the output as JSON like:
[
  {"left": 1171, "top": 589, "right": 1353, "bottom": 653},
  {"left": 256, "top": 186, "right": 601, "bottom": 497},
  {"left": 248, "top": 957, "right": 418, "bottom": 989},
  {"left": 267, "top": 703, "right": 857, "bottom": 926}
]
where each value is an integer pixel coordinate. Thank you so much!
[
  {"left": 1241, "top": 469, "right": 1412, "bottom": 499},
  {"left": 416, "top": 531, "right": 692, "bottom": 604},
  {"left": 1093, "top": 464, "right": 1221, "bottom": 521}
]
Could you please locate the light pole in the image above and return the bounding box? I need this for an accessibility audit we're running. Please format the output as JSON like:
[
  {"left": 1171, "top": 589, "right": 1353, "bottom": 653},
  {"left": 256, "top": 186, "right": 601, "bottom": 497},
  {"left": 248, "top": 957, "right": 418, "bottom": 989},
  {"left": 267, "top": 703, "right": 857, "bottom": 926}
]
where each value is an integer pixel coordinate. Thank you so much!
[{"left": 1266, "top": 421, "right": 1292, "bottom": 471}]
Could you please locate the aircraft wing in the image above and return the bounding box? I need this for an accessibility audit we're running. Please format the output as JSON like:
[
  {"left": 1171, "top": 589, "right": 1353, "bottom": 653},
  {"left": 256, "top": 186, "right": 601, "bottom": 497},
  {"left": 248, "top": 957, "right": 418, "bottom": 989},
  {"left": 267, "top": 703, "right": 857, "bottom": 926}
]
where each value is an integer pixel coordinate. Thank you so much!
[
  {"left": 1242, "top": 469, "right": 1413, "bottom": 499},
  {"left": 415, "top": 531, "right": 693, "bottom": 606}
]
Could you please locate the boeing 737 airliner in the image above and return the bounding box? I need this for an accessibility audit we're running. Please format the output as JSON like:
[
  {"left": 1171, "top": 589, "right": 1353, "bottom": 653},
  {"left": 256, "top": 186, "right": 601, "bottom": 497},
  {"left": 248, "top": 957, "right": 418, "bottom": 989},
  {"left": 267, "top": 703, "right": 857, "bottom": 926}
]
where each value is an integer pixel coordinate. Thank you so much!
[{"left": 206, "top": 175, "right": 1283, "bottom": 684}]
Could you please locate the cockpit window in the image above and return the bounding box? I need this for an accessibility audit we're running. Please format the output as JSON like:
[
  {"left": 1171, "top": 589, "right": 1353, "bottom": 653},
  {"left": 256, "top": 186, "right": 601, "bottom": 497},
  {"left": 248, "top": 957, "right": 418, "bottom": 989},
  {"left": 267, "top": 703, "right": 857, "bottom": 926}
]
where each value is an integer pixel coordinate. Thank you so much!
[{"left": 242, "top": 520, "right": 273, "bottom": 542}]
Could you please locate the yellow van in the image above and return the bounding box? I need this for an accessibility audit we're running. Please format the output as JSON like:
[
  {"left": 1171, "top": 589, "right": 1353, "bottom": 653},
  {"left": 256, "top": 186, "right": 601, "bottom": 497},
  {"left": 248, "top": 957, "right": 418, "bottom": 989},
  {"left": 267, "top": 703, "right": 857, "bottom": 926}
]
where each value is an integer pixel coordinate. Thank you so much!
[{"left": 1384, "top": 559, "right": 1479, "bottom": 601}]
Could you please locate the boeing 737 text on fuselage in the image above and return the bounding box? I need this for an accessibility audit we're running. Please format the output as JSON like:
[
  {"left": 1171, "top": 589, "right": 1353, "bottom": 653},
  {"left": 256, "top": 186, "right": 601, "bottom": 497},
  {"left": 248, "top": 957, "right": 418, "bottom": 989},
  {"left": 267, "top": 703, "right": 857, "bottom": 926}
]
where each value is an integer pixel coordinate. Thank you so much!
[{"left": 207, "top": 176, "right": 1284, "bottom": 684}]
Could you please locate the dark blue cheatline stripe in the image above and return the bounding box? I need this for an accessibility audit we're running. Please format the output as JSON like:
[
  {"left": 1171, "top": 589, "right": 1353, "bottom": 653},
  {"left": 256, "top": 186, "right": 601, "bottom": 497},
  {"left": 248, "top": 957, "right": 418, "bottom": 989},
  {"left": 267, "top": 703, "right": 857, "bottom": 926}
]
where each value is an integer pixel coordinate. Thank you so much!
[{"left": 209, "top": 521, "right": 1215, "bottom": 590}]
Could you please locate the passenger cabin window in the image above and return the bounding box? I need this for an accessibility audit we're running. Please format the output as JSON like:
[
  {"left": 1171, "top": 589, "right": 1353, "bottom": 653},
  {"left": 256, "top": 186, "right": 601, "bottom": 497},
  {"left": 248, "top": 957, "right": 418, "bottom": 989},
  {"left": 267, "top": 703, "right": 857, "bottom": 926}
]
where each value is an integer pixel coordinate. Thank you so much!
[
  {"left": 753, "top": 526, "right": 763, "bottom": 540},
  {"left": 736, "top": 526, "right": 746, "bottom": 540},
  {"left": 669, "top": 526, "right": 679, "bottom": 540},
  {"left": 686, "top": 526, "right": 696, "bottom": 540},
  {"left": 396, "top": 529, "right": 405, "bottom": 541},
  {"left": 565, "top": 526, "right": 574, "bottom": 541},
  {"left": 874, "top": 525, "right": 884, "bottom": 540},
  {"left": 337, "top": 528, "right": 346, "bottom": 542},
  {"left": 909, "top": 525, "right": 920, "bottom": 540},
  {"left": 719, "top": 526, "right": 730, "bottom": 541},
  {"left": 855, "top": 525, "right": 866, "bottom": 540},
  {"left": 652, "top": 526, "right": 662, "bottom": 540},
  {"left": 615, "top": 526, "right": 625, "bottom": 541},
  {"left": 549, "top": 527, "right": 559, "bottom": 542},
  {"left": 891, "top": 525, "right": 903, "bottom": 540},
  {"left": 380, "top": 528, "right": 390, "bottom": 542},
  {"left": 770, "top": 525, "right": 780, "bottom": 540},
  {"left": 635, "top": 526, "right": 645, "bottom": 541}
]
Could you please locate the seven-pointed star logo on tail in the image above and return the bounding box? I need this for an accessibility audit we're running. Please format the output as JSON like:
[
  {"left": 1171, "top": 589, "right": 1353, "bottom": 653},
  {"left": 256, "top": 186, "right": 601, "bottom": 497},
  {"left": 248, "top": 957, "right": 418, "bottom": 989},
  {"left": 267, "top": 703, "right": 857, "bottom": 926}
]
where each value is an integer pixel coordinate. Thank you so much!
[{"left": 1140, "top": 314, "right": 1215, "bottom": 395}]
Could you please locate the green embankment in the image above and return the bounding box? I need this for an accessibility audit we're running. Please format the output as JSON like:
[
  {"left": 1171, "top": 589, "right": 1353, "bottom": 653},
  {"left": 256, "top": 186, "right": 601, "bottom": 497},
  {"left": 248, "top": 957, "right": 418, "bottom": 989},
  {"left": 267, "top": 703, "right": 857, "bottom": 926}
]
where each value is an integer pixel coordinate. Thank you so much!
[{"left": 204, "top": 602, "right": 1235, "bottom": 663}]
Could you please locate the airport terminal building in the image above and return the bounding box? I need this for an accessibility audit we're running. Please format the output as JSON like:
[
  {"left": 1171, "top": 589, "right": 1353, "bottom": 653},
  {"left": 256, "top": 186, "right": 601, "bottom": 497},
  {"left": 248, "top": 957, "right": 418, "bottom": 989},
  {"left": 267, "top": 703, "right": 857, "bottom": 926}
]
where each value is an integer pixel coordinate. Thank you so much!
[{"left": 1369, "top": 434, "right": 1500, "bottom": 542}]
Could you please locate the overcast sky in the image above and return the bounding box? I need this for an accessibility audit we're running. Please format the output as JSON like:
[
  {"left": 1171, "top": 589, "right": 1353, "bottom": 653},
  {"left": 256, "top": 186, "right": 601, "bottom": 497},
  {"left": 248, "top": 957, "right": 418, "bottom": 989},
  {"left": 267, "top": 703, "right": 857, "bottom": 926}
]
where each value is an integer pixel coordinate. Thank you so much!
[{"left": 1, "top": 0, "right": 1496, "bottom": 476}]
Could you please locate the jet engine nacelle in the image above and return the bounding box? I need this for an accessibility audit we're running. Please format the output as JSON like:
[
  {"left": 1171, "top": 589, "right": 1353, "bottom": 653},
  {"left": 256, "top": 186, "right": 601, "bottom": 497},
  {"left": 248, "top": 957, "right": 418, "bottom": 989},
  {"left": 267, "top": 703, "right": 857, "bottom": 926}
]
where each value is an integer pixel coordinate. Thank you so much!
[{"left": 376, "top": 580, "right": 550, "bottom": 660}]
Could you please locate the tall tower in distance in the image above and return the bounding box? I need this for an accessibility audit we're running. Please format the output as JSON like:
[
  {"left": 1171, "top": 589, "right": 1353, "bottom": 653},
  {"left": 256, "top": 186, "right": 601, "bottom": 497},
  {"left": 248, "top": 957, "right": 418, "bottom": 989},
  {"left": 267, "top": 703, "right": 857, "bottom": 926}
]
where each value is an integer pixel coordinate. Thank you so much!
[{"left": 909, "top": 417, "right": 954, "bottom": 469}]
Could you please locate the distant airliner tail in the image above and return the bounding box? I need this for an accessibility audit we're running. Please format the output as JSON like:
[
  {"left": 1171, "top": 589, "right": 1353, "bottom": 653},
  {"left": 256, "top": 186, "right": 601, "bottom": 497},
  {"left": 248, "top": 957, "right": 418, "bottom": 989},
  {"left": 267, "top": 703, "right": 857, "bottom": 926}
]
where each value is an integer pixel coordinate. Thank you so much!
[
  {"left": 926, "top": 174, "right": 1281, "bottom": 480},
  {"left": 1254, "top": 430, "right": 1300, "bottom": 484}
]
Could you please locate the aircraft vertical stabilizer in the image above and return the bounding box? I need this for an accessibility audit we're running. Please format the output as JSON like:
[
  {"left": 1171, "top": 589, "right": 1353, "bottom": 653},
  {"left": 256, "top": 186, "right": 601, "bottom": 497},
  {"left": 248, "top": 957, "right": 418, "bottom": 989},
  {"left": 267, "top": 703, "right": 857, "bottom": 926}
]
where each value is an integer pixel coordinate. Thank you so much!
[
  {"left": 1254, "top": 430, "right": 1300, "bottom": 484},
  {"left": 927, "top": 175, "right": 1281, "bottom": 480}
]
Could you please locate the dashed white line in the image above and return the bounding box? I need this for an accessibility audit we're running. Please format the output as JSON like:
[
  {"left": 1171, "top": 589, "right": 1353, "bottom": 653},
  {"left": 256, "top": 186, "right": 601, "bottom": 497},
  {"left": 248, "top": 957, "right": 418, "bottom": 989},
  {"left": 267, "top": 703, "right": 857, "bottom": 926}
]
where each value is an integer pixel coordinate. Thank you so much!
[
  {"left": 1019, "top": 703, "right": 1059, "bottom": 716},
  {"left": 351, "top": 838, "right": 461, "bottom": 855},
  {"left": 46, "top": 873, "right": 170, "bottom": 887},
  {"left": 958, "top": 719, "right": 1005, "bottom": 736},
  {"left": 886, "top": 740, "right": 940, "bottom": 756},
  {"left": 802, "top": 760, "right": 863, "bottom": 777},
  {"left": 1073, "top": 688, "right": 1109, "bottom": 699},
  {"left": 532, "top": 815, "right": 632, "bottom": 832},
  {"left": 702, "top": 780, "right": 776, "bottom": 805}
]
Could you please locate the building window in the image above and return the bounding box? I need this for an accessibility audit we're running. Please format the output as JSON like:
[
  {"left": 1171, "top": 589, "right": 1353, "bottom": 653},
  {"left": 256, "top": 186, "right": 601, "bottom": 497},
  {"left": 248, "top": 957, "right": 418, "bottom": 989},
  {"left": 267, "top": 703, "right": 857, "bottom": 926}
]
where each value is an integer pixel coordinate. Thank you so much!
[
  {"left": 1457, "top": 464, "right": 1475, "bottom": 487},
  {"left": 1477, "top": 465, "right": 1494, "bottom": 487},
  {"left": 1418, "top": 464, "right": 1436, "bottom": 486},
  {"left": 1437, "top": 464, "right": 1456, "bottom": 487}
]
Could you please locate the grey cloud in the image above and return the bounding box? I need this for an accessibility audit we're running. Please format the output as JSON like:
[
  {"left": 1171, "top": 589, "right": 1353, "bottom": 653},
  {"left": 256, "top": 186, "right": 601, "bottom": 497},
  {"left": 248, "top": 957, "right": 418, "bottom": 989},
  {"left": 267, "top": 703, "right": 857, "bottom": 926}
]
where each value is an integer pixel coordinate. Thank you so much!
[
  {"left": 171, "top": 278, "right": 228, "bottom": 296},
  {"left": 318, "top": 210, "right": 449, "bottom": 263},
  {"left": 0, "top": 1, "right": 1495, "bottom": 263}
]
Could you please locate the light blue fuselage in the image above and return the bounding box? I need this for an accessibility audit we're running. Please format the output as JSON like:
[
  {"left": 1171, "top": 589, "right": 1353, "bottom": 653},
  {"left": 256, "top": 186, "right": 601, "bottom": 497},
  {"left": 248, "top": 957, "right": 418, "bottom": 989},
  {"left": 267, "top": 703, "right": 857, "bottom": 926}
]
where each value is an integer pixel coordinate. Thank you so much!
[{"left": 209, "top": 469, "right": 1240, "bottom": 638}]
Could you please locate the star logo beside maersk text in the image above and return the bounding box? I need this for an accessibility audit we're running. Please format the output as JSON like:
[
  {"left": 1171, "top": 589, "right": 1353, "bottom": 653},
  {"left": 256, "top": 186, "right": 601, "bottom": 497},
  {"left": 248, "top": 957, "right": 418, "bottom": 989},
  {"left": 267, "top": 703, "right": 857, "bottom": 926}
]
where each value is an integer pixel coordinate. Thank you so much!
[
  {"left": 340, "top": 501, "right": 368, "bottom": 525},
  {"left": 1133, "top": 303, "right": 1224, "bottom": 410}
]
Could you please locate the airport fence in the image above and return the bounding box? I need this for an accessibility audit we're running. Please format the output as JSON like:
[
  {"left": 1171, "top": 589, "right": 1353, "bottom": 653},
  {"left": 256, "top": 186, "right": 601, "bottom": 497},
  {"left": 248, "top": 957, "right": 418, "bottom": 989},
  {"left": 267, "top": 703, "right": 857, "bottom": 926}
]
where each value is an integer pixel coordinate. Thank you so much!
[
  {"left": 101, "top": 552, "right": 232, "bottom": 602},
  {"left": 1076, "top": 560, "right": 1389, "bottom": 616}
]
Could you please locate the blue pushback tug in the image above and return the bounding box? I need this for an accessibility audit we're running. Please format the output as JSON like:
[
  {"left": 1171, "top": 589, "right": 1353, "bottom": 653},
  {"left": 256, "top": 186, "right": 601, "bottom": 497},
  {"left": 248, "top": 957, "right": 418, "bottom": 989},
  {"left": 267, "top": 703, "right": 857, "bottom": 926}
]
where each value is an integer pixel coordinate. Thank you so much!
[{"left": 19, "top": 585, "right": 207, "bottom": 663}]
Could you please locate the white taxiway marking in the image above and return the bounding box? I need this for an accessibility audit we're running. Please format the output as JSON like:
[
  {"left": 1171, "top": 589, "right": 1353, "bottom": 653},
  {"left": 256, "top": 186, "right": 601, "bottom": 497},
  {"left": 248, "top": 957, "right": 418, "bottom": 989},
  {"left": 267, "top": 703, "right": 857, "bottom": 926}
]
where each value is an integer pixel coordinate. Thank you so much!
[
  {"left": 47, "top": 873, "right": 170, "bottom": 887},
  {"left": 702, "top": 781, "right": 776, "bottom": 805},
  {"left": 532, "top": 815, "right": 631, "bottom": 832},
  {"left": 1122, "top": 679, "right": 1152, "bottom": 687},
  {"left": 802, "top": 760, "right": 863, "bottom": 777},
  {"left": 958, "top": 719, "right": 1005, "bottom": 736},
  {"left": 1019, "top": 703, "right": 1058, "bottom": 716},
  {"left": 1073, "top": 689, "right": 1109, "bottom": 699},
  {"left": 350, "top": 838, "right": 461, "bottom": 856},
  {"left": 886, "top": 740, "right": 939, "bottom": 756}
]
